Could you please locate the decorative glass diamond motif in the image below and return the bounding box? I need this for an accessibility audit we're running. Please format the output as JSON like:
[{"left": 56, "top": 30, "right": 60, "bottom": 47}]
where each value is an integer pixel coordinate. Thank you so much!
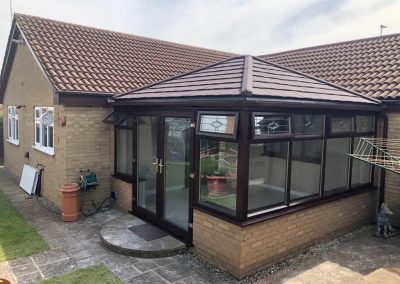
[
  {"left": 211, "top": 119, "right": 223, "bottom": 130},
  {"left": 267, "top": 121, "right": 279, "bottom": 131}
]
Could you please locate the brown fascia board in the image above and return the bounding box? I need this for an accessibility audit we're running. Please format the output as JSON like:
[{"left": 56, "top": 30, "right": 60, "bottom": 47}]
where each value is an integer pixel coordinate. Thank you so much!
[
  {"left": 0, "top": 18, "right": 18, "bottom": 104},
  {"left": 252, "top": 56, "right": 381, "bottom": 105},
  {"left": 112, "top": 95, "right": 381, "bottom": 112},
  {"left": 58, "top": 92, "right": 113, "bottom": 107}
]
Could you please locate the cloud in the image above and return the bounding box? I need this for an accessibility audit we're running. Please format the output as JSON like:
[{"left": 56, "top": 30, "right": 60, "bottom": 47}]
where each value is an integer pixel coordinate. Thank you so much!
[{"left": 0, "top": 0, "right": 399, "bottom": 67}]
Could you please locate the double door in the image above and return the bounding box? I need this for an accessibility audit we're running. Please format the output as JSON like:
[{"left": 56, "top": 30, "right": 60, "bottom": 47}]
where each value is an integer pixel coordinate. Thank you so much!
[{"left": 133, "top": 112, "right": 194, "bottom": 241}]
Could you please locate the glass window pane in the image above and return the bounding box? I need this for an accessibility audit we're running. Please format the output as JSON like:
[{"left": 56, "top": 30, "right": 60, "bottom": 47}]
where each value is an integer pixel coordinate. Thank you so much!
[
  {"left": 199, "top": 114, "right": 236, "bottom": 135},
  {"left": 42, "top": 125, "right": 48, "bottom": 147},
  {"left": 331, "top": 116, "right": 353, "bottom": 133},
  {"left": 48, "top": 126, "right": 54, "bottom": 148},
  {"left": 248, "top": 142, "right": 287, "bottom": 214},
  {"left": 294, "top": 114, "right": 324, "bottom": 136},
  {"left": 254, "top": 115, "right": 290, "bottom": 136},
  {"left": 356, "top": 116, "right": 375, "bottom": 133},
  {"left": 199, "top": 139, "right": 238, "bottom": 213},
  {"left": 15, "top": 119, "right": 19, "bottom": 140},
  {"left": 116, "top": 128, "right": 133, "bottom": 176},
  {"left": 324, "top": 138, "right": 351, "bottom": 193},
  {"left": 35, "top": 108, "right": 40, "bottom": 119},
  {"left": 291, "top": 140, "right": 323, "bottom": 201},
  {"left": 35, "top": 123, "right": 40, "bottom": 143},
  {"left": 352, "top": 137, "right": 372, "bottom": 187}
]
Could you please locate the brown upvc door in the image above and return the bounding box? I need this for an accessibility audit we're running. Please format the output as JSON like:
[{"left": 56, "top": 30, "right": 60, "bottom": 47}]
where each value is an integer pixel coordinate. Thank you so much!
[{"left": 133, "top": 111, "right": 194, "bottom": 243}]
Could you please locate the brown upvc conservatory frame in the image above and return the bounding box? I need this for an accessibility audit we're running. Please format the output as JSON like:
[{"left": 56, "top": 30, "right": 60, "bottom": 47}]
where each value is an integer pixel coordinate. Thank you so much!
[
  {"left": 111, "top": 97, "right": 380, "bottom": 241},
  {"left": 192, "top": 107, "right": 378, "bottom": 226}
]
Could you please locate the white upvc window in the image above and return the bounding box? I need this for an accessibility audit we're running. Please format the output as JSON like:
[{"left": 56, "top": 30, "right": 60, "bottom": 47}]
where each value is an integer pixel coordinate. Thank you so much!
[
  {"left": 33, "top": 106, "right": 54, "bottom": 156},
  {"left": 7, "top": 106, "right": 19, "bottom": 145}
]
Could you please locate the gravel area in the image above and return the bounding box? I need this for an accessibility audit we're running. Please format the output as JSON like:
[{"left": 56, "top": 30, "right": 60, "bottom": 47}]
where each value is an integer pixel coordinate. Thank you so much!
[{"left": 179, "top": 226, "right": 372, "bottom": 284}]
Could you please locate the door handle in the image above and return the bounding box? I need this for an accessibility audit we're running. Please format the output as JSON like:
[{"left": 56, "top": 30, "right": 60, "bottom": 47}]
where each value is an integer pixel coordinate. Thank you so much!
[
  {"left": 152, "top": 159, "right": 159, "bottom": 172},
  {"left": 159, "top": 159, "right": 164, "bottom": 174}
]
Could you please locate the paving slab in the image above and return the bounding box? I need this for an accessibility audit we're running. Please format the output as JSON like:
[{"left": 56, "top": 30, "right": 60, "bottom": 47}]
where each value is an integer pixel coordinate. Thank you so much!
[{"left": 100, "top": 215, "right": 187, "bottom": 258}]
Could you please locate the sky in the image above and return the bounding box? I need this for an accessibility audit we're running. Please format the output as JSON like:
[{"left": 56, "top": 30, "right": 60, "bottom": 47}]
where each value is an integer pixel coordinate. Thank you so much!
[{"left": 0, "top": 0, "right": 399, "bottom": 66}]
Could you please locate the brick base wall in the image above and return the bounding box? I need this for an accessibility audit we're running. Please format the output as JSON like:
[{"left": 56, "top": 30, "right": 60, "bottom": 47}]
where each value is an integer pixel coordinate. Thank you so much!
[
  {"left": 385, "top": 112, "right": 400, "bottom": 226},
  {"left": 111, "top": 177, "right": 133, "bottom": 212},
  {"left": 193, "top": 191, "right": 376, "bottom": 279}
]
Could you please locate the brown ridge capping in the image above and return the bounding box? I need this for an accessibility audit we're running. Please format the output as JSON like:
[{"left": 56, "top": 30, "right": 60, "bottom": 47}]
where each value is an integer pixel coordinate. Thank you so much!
[{"left": 241, "top": 55, "right": 253, "bottom": 97}]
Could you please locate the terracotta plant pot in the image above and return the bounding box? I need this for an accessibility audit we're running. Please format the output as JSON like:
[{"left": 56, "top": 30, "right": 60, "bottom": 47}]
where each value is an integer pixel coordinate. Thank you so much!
[
  {"left": 61, "top": 183, "right": 80, "bottom": 222},
  {"left": 206, "top": 176, "right": 228, "bottom": 197}
]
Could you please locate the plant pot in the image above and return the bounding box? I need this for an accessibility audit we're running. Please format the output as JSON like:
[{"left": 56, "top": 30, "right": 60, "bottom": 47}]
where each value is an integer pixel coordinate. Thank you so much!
[{"left": 206, "top": 176, "right": 228, "bottom": 197}]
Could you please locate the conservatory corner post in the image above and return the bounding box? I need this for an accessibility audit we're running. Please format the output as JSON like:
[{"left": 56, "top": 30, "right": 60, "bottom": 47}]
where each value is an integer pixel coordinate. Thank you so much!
[{"left": 236, "top": 110, "right": 250, "bottom": 221}]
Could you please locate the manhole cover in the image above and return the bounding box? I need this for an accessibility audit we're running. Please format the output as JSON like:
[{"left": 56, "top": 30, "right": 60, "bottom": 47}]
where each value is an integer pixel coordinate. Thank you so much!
[{"left": 129, "top": 223, "right": 168, "bottom": 241}]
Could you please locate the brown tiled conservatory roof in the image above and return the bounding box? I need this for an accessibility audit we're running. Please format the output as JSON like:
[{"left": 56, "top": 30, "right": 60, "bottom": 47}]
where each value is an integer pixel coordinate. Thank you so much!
[
  {"left": 261, "top": 33, "right": 400, "bottom": 100},
  {"left": 11, "top": 14, "right": 233, "bottom": 94},
  {"left": 115, "top": 55, "right": 379, "bottom": 105}
]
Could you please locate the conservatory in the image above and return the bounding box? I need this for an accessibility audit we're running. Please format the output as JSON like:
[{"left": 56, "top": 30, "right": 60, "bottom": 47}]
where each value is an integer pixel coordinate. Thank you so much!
[{"left": 109, "top": 55, "right": 381, "bottom": 278}]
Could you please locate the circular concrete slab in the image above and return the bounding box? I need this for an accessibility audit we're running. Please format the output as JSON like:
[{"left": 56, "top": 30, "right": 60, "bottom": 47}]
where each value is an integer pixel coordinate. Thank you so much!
[{"left": 100, "top": 215, "right": 187, "bottom": 258}]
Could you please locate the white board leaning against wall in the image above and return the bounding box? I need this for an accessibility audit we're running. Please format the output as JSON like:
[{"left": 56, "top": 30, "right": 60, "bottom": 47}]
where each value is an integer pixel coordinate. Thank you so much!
[{"left": 19, "top": 164, "right": 39, "bottom": 195}]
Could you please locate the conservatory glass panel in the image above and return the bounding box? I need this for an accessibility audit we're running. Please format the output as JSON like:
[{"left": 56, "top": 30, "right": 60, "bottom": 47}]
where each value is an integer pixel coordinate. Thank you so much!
[
  {"left": 356, "top": 116, "right": 375, "bottom": 133},
  {"left": 324, "top": 138, "right": 351, "bottom": 193},
  {"left": 199, "top": 139, "right": 238, "bottom": 213},
  {"left": 254, "top": 115, "right": 290, "bottom": 136},
  {"left": 248, "top": 142, "right": 287, "bottom": 214},
  {"left": 199, "top": 114, "right": 236, "bottom": 135},
  {"left": 290, "top": 139, "right": 323, "bottom": 201},
  {"left": 294, "top": 114, "right": 324, "bottom": 136}
]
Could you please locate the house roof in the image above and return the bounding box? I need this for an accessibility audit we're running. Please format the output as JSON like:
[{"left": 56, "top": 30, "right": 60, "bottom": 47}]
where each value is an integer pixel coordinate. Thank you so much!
[
  {"left": 115, "top": 55, "right": 379, "bottom": 106},
  {"left": 261, "top": 33, "right": 400, "bottom": 100},
  {"left": 1, "top": 14, "right": 233, "bottom": 96}
]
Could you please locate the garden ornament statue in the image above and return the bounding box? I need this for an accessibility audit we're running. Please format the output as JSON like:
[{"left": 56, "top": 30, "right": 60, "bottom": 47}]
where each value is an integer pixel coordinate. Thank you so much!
[{"left": 375, "top": 202, "right": 396, "bottom": 238}]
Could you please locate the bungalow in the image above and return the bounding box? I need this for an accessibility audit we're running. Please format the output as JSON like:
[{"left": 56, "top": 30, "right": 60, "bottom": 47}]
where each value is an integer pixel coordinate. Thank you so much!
[
  {"left": 0, "top": 14, "right": 232, "bottom": 210},
  {"left": 0, "top": 14, "right": 393, "bottom": 279}
]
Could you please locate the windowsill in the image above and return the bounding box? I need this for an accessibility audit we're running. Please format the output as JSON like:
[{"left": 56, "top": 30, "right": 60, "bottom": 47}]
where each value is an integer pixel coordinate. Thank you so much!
[
  {"left": 32, "top": 145, "right": 54, "bottom": 156},
  {"left": 6, "top": 139, "right": 19, "bottom": 146},
  {"left": 112, "top": 174, "right": 133, "bottom": 183}
]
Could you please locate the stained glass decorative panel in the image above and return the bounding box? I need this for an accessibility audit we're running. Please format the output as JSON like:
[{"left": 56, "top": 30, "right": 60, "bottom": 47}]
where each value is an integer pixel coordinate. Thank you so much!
[
  {"left": 254, "top": 115, "right": 291, "bottom": 136},
  {"left": 199, "top": 114, "right": 236, "bottom": 135},
  {"left": 294, "top": 114, "right": 324, "bottom": 136},
  {"left": 356, "top": 115, "right": 375, "bottom": 133},
  {"left": 331, "top": 116, "right": 353, "bottom": 134}
]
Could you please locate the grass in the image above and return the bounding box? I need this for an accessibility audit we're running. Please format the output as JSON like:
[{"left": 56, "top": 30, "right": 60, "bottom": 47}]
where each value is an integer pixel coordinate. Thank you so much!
[
  {"left": 0, "top": 189, "right": 48, "bottom": 261},
  {"left": 36, "top": 264, "right": 122, "bottom": 284}
]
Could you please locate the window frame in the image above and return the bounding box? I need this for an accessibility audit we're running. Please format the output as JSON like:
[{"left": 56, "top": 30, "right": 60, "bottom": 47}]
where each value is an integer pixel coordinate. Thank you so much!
[
  {"left": 113, "top": 124, "right": 134, "bottom": 181},
  {"left": 355, "top": 115, "right": 375, "bottom": 135},
  {"left": 33, "top": 106, "right": 55, "bottom": 156},
  {"left": 293, "top": 113, "right": 326, "bottom": 138},
  {"left": 251, "top": 112, "right": 294, "bottom": 140},
  {"left": 196, "top": 111, "right": 239, "bottom": 139},
  {"left": 7, "top": 106, "right": 19, "bottom": 145},
  {"left": 329, "top": 115, "right": 355, "bottom": 136}
]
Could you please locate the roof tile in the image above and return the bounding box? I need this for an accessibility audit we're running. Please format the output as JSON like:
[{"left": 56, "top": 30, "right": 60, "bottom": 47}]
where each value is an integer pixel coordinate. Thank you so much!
[
  {"left": 262, "top": 33, "right": 400, "bottom": 100},
  {"left": 15, "top": 14, "right": 233, "bottom": 94}
]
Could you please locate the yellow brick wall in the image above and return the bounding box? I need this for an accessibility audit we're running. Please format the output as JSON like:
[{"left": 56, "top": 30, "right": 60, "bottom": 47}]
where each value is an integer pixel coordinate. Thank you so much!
[
  {"left": 3, "top": 43, "right": 67, "bottom": 206},
  {"left": 111, "top": 177, "right": 133, "bottom": 212},
  {"left": 193, "top": 191, "right": 376, "bottom": 279},
  {"left": 64, "top": 106, "right": 112, "bottom": 208},
  {"left": 385, "top": 111, "right": 400, "bottom": 225}
]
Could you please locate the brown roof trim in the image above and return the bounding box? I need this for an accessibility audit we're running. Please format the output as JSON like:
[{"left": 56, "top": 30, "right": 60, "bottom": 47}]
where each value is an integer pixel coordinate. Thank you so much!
[
  {"left": 58, "top": 93, "right": 111, "bottom": 107},
  {"left": 252, "top": 56, "right": 380, "bottom": 105},
  {"left": 260, "top": 32, "right": 400, "bottom": 58},
  {"left": 0, "top": 18, "right": 18, "bottom": 103},
  {"left": 112, "top": 95, "right": 381, "bottom": 112},
  {"left": 241, "top": 55, "right": 253, "bottom": 96}
]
